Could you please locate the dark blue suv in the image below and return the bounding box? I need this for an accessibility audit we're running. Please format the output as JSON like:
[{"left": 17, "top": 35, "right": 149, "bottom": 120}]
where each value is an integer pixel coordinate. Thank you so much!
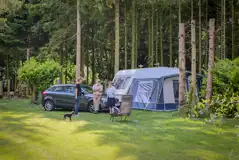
[{"left": 41, "top": 84, "right": 108, "bottom": 112}]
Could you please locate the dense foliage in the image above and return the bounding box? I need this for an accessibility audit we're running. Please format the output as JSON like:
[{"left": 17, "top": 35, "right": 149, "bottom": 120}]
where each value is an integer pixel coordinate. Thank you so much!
[
  {"left": 184, "top": 58, "right": 239, "bottom": 119},
  {"left": 18, "top": 58, "right": 60, "bottom": 92}
]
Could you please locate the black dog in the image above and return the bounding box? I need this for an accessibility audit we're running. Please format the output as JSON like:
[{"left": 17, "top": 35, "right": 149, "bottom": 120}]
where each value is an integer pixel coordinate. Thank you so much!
[{"left": 63, "top": 111, "right": 75, "bottom": 121}]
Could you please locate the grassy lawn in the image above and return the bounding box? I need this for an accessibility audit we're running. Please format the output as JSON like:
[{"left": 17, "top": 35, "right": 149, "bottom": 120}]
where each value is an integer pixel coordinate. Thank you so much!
[{"left": 0, "top": 99, "right": 239, "bottom": 160}]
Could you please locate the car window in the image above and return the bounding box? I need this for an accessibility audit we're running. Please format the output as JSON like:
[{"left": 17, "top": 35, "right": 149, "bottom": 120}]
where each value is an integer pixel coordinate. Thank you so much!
[
  {"left": 47, "top": 86, "right": 56, "bottom": 92},
  {"left": 81, "top": 85, "right": 93, "bottom": 94},
  {"left": 51, "top": 86, "right": 64, "bottom": 92},
  {"left": 64, "top": 86, "right": 75, "bottom": 93}
]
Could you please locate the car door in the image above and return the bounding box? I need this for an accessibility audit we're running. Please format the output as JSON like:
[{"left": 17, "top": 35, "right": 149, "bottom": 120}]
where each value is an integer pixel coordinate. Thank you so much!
[
  {"left": 63, "top": 86, "right": 76, "bottom": 109},
  {"left": 51, "top": 86, "right": 67, "bottom": 107},
  {"left": 80, "top": 88, "right": 89, "bottom": 111}
]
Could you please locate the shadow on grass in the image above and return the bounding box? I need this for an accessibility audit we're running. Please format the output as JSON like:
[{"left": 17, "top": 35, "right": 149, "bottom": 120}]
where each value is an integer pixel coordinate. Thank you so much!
[
  {"left": 1, "top": 99, "right": 239, "bottom": 160},
  {"left": 71, "top": 115, "right": 239, "bottom": 160},
  {"left": 0, "top": 108, "right": 52, "bottom": 159}
]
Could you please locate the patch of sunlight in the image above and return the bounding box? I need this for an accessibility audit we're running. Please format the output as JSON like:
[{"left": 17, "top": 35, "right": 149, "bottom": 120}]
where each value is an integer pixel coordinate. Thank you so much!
[
  {"left": 202, "top": 129, "right": 217, "bottom": 135},
  {"left": 185, "top": 149, "right": 225, "bottom": 160},
  {"left": 200, "top": 141, "right": 209, "bottom": 145},
  {"left": 117, "top": 155, "right": 137, "bottom": 160},
  {"left": 181, "top": 127, "right": 201, "bottom": 131},
  {"left": 42, "top": 131, "right": 123, "bottom": 160}
]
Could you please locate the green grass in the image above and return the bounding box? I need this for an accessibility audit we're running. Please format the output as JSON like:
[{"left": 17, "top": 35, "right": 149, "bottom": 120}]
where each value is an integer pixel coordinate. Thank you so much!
[{"left": 0, "top": 99, "right": 239, "bottom": 160}]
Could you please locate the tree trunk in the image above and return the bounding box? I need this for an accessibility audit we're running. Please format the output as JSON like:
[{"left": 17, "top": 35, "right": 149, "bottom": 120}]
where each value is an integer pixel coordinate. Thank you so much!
[
  {"left": 65, "top": 47, "right": 68, "bottom": 84},
  {"left": 179, "top": 23, "right": 186, "bottom": 107},
  {"left": 0, "top": 81, "right": 3, "bottom": 98},
  {"left": 199, "top": 0, "right": 202, "bottom": 74},
  {"left": 191, "top": 0, "right": 193, "bottom": 20},
  {"left": 169, "top": 0, "right": 173, "bottom": 67},
  {"left": 76, "top": 0, "right": 81, "bottom": 79},
  {"left": 206, "top": 19, "right": 215, "bottom": 106},
  {"left": 190, "top": 20, "right": 197, "bottom": 106},
  {"left": 205, "top": 0, "right": 208, "bottom": 69},
  {"left": 124, "top": 0, "right": 127, "bottom": 69},
  {"left": 26, "top": 48, "right": 30, "bottom": 96},
  {"left": 148, "top": 14, "right": 151, "bottom": 67},
  {"left": 131, "top": 0, "right": 136, "bottom": 69},
  {"left": 114, "top": 0, "right": 120, "bottom": 72},
  {"left": 80, "top": 46, "right": 84, "bottom": 77},
  {"left": 151, "top": 3, "right": 154, "bottom": 67},
  {"left": 178, "top": 0, "right": 181, "bottom": 23},
  {"left": 232, "top": 0, "right": 235, "bottom": 59},
  {"left": 7, "top": 54, "right": 10, "bottom": 97},
  {"left": 60, "top": 43, "right": 64, "bottom": 84},
  {"left": 135, "top": 4, "right": 138, "bottom": 68},
  {"left": 14, "top": 54, "right": 19, "bottom": 95},
  {"left": 220, "top": 0, "right": 224, "bottom": 59},
  {"left": 160, "top": 15, "right": 163, "bottom": 66},
  {"left": 223, "top": 0, "right": 226, "bottom": 59},
  {"left": 156, "top": 10, "right": 159, "bottom": 64},
  {"left": 31, "top": 85, "right": 36, "bottom": 103},
  {"left": 92, "top": 24, "right": 95, "bottom": 84}
]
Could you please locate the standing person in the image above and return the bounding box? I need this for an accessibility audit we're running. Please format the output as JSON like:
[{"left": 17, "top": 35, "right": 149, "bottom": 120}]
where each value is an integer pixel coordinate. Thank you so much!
[
  {"left": 107, "top": 81, "right": 116, "bottom": 114},
  {"left": 104, "top": 79, "right": 109, "bottom": 94},
  {"left": 74, "top": 77, "right": 83, "bottom": 116},
  {"left": 93, "top": 79, "right": 103, "bottom": 113}
]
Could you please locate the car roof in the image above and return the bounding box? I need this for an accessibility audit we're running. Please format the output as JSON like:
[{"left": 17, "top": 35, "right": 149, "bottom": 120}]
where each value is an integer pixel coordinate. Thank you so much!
[{"left": 51, "top": 84, "right": 91, "bottom": 87}]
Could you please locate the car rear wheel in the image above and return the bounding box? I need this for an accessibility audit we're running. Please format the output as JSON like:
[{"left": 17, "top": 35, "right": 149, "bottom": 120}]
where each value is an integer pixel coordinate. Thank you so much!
[
  {"left": 44, "top": 100, "right": 55, "bottom": 111},
  {"left": 87, "top": 101, "right": 95, "bottom": 113}
]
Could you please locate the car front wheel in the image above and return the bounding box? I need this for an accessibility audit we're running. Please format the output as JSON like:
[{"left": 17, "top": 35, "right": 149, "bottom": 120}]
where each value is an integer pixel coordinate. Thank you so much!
[
  {"left": 87, "top": 101, "right": 95, "bottom": 113},
  {"left": 44, "top": 100, "right": 55, "bottom": 111}
]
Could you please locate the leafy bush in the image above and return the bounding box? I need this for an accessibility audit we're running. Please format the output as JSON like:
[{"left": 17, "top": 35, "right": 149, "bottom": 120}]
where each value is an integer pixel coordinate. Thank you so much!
[
  {"left": 209, "top": 93, "right": 239, "bottom": 118},
  {"left": 184, "top": 58, "right": 239, "bottom": 119},
  {"left": 18, "top": 58, "right": 60, "bottom": 102}
]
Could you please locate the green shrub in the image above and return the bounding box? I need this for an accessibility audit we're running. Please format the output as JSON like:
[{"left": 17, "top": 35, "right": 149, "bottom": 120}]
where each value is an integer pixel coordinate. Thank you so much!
[
  {"left": 18, "top": 58, "right": 60, "bottom": 102},
  {"left": 183, "top": 58, "right": 239, "bottom": 119}
]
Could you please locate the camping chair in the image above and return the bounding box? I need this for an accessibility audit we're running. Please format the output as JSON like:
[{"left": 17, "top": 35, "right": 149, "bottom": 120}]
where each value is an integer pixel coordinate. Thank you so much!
[{"left": 110, "top": 95, "right": 133, "bottom": 122}]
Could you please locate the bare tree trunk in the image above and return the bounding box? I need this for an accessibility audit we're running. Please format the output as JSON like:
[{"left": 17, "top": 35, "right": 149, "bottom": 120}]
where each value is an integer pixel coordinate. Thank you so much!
[
  {"left": 205, "top": 0, "right": 208, "bottom": 68},
  {"left": 179, "top": 23, "right": 186, "bottom": 107},
  {"left": 160, "top": 14, "right": 163, "bottom": 66},
  {"left": 135, "top": 4, "right": 138, "bottom": 68},
  {"left": 124, "top": 0, "right": 127, "bottom": 69},
  {"left": 148, "top": 14, "right": 151, "bottom": 67},
  {"left": 190, "top": 20, "right": 197, "bottom": 106},
  {"left": 7, "top": 54, "right": 10, "bottom": 98},
  {"left": 223, "top": 0, "right": 226, "bottom": 59},
  {"left": 92, "top": 24, "right": 95, "bottom": 84},
  {"left": 156, "top": 10, "right": 159, "bottom": 64},
  {"left": 232, "top": 0, "right": 235, "bottom": 59},
  {"left": 151, "top": 3, "right": 154, "bottom": 67},
  {"left": 76, "top": 0, "right": 81, "bottom": 79},
  {"left": 0, "top": 81, "right": 3, "bottom": 98},
  {"left": 191, "top": 0, "right": 193, "bottom": 20},
  {"left": 131, "top": 0, "right": 136, "bottom": 69},
  {"left": 80, "top": 46, "right": 84, "bottom": 77},
  {"left": 60, "top": 43, "right": 64, "bottom": 84},
  {"left": 31, "top": 85, "right": 36, "bottom": 103},
  {"left": 26, "top": 48, "right": 30, "bottom": 96},
  {"left": 169, "top": 0, "right": 172, "bottom": 67},
  {"left": 115, "top": 0, "right": 120, "bottom": 72},
  {"left": 206, "top": 19, "right": 215, "bottom": 106},
  {"left": 178, "top": 0, "right": 181, "bottom": 23},
  {"left": 199, "top": 0, "right": 202, "bottom": 74}
]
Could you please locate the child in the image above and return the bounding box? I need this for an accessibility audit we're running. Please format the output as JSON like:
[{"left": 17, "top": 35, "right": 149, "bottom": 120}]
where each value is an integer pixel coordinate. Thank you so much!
[{"left": 106, "top": 81, "right": 116, "bottom": 114}]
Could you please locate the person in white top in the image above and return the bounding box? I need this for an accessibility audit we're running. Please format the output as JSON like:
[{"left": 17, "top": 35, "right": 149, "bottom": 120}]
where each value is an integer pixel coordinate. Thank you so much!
[
  {"left": 106, "top": 81, "right": 116, "bottom": 114},
  {"left": 92, "top": 79, "right": 103, "bottom": 113}
]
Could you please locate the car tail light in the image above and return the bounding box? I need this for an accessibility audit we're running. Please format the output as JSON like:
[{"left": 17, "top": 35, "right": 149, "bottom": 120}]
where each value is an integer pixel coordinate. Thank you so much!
[{"left": 42, "top": 91, "right": 47, "bottom": 95}]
